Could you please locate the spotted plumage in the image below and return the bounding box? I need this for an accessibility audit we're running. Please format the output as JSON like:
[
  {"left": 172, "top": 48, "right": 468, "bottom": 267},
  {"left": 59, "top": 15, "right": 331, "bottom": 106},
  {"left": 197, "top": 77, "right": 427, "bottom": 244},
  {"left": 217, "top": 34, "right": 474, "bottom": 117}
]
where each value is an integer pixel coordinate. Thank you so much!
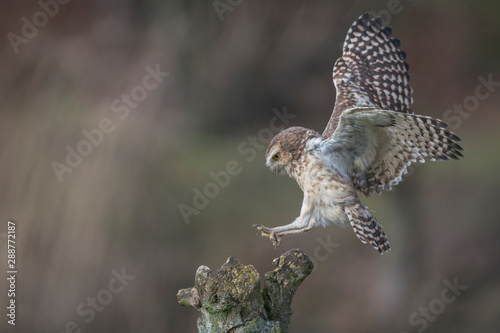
[
  {"left": 323, "top": 12, "right": 413, "bottom": 137},
  {"left": 254, "top": 13, "right": 463, "bottom": 254}
]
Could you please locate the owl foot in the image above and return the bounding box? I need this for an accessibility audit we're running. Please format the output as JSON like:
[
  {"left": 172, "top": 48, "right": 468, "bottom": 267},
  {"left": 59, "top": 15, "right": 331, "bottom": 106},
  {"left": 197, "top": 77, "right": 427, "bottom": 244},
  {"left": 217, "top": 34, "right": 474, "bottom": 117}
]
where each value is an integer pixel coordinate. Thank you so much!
[{"left": 253, "top": 224, "right": 282, "bottom": 247}]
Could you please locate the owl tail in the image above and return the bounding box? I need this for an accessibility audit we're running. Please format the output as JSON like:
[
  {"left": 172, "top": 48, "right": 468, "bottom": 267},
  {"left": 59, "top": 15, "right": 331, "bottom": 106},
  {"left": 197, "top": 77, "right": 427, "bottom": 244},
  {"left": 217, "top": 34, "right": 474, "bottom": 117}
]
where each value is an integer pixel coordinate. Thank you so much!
[{"left": 344, "top": 203, "right": 390, "bottom": 254}]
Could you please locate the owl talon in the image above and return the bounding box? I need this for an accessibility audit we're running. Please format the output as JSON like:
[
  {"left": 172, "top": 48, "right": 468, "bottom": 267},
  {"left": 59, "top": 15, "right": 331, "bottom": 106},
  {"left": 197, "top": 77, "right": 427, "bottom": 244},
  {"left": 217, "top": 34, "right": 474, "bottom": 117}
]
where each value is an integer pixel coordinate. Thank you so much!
[{"left": 253, "top": 224, "right": 282, "bottom": 247}]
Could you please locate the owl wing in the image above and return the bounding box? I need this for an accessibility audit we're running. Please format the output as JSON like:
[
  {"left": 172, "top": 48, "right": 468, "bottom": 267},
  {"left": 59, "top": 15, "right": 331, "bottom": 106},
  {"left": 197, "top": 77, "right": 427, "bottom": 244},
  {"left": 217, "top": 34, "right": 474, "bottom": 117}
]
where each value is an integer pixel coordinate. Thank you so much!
[
  {"left": 322, "top": 12, "right": 413, "bottom": 139},
  {"left": 322, "top": 108, "right": 463, "bottom": 196}
]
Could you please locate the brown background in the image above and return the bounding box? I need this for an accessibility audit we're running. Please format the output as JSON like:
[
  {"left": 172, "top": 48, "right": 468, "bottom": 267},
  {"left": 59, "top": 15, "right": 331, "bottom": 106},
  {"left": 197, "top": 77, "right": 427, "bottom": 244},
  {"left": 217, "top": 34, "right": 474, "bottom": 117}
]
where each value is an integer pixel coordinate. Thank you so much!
[{"left": 0, "top": 0, "right": 499, "bottom": 332}]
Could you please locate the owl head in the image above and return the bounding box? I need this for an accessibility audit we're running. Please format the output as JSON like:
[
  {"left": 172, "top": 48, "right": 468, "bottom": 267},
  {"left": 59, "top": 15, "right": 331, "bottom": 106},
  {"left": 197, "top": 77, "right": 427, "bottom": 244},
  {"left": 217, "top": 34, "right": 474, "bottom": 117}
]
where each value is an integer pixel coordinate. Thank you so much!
[{"left": 265, "top": 127, "right": 320, "bottom": 175}]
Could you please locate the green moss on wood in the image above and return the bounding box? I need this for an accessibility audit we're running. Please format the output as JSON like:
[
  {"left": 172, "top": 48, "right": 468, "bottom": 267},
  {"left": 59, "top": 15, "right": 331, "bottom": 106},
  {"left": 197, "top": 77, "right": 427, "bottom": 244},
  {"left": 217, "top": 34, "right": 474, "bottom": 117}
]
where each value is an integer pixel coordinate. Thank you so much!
[{"left": 177, "top": 249, "right": 313, "bottom": 333}]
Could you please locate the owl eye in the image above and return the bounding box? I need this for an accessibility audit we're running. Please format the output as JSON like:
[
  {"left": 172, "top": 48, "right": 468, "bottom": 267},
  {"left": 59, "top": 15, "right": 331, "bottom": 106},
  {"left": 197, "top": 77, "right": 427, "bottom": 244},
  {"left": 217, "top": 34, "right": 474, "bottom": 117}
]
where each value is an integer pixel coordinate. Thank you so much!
[{"left": 272, "top": 153, "right": 280, "bottom": 161}]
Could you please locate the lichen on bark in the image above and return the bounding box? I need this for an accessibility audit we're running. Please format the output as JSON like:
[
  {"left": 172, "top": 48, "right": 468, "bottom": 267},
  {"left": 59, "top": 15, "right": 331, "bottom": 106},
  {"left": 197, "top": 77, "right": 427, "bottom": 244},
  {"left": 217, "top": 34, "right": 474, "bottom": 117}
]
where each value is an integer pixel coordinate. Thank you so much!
[{"left": 177, "top": 249, "right": 313, "bottom": 333}]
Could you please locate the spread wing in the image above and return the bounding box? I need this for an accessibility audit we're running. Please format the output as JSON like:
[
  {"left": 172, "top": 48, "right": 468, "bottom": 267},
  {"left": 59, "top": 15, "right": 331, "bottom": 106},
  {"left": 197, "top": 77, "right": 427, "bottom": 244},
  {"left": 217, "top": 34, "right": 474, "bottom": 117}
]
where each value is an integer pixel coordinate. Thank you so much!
[
  {"left": 322, "top": 108, "right": 463, "bottom": 196},
  {"left": 323, "top": 12, "right": 413, "bottom": 139}
]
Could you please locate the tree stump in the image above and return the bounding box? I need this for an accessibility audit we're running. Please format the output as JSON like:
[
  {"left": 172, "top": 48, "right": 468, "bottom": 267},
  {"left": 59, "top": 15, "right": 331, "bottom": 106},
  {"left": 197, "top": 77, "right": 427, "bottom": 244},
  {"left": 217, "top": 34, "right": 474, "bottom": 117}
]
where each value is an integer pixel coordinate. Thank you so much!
[{"left": 177, "top": 248, "right": 314, "bottom": 333}]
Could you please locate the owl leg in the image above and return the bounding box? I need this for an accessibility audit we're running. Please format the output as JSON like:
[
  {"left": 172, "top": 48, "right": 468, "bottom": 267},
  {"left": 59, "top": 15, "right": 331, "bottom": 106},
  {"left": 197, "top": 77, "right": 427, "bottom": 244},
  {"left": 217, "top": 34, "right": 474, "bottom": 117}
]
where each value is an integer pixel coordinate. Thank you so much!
[
  {"left": 253, "top": 224, "right": 283, "bottom": 246},
  {"left": 254, "top": 214, "right": 314, "bottom": 246}
]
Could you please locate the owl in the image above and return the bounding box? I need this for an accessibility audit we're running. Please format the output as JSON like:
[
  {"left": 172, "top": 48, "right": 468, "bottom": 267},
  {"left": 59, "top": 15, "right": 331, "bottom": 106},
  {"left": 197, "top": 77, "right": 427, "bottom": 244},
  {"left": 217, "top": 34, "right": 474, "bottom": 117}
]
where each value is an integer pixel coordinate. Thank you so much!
[{"left": 254, "top": 13, "right": 463, "bottom": 254}]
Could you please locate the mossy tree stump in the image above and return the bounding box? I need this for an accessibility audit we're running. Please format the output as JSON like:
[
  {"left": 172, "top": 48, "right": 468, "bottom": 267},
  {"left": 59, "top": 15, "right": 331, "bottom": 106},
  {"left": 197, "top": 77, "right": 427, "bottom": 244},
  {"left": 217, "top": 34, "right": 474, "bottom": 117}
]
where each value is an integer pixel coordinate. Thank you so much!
[{"left": 177, "top": 248, "right": 314, "bottom": 333}]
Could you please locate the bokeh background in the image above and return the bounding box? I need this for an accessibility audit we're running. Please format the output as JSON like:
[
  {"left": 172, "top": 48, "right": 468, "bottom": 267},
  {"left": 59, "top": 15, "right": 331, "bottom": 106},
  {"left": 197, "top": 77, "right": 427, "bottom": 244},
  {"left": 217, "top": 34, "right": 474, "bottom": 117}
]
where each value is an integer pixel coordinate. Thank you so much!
[{"left": 1, "top": 0, "right": 499, "bottom": 332}]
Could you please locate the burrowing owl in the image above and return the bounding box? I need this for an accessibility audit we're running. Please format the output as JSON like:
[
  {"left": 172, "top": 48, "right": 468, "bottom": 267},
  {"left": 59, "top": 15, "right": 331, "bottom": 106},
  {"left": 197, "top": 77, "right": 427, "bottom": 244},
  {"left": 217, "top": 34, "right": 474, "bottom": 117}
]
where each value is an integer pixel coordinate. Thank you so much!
[{"left": 254, "top": 13, "right": 463, "bottom": 254}]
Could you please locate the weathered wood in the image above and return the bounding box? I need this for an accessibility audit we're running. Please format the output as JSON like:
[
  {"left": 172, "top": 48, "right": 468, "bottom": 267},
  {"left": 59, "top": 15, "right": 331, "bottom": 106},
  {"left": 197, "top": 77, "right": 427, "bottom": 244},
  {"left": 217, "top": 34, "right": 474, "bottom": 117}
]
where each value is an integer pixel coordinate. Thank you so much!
[{"left": 177, "top": 249, "right": 313, "bottom": 333}]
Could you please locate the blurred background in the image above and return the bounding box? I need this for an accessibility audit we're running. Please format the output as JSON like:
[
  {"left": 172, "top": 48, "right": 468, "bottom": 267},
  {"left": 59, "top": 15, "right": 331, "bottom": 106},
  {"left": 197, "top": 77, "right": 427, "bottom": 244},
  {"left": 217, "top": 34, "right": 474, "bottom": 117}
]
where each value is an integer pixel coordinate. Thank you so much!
[{"left": 0, "top": 0, "right": 499, "bottom": 332}]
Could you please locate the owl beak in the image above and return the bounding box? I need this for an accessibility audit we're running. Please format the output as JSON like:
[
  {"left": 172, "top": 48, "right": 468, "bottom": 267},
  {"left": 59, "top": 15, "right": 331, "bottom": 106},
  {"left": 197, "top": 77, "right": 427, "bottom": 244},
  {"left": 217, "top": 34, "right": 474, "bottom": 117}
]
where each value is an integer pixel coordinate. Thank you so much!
[{"left": 267, "top": 163, "right": 286, "bottom": 175}]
